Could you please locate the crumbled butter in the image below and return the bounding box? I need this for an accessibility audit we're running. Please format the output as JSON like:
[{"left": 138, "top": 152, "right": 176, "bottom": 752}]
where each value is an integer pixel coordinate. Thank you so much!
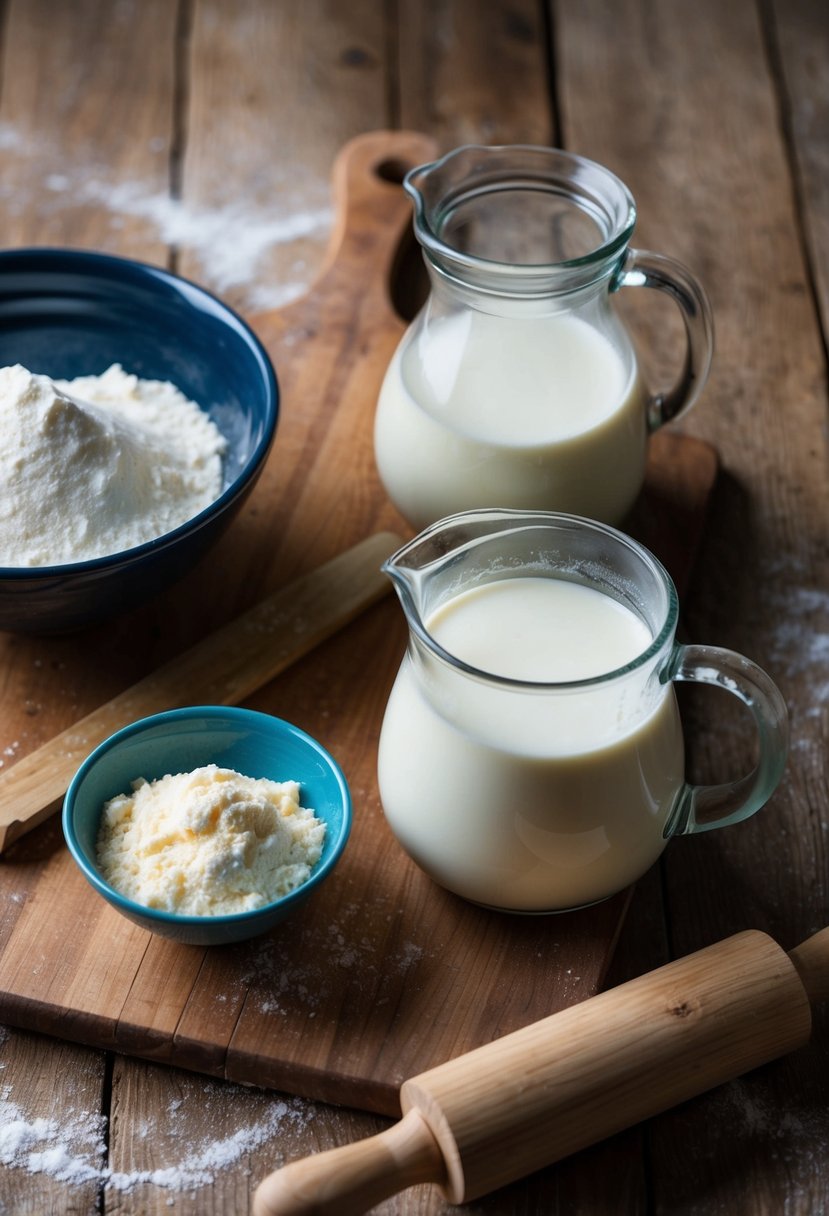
[{"left": 96, "top": 764, "right": 326, "bottom": 916}]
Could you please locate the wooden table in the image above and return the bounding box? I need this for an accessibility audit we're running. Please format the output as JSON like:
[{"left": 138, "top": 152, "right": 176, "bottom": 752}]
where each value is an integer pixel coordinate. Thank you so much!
[{"left": 1, "top": 2, "right": 827, "bottom": 1212}]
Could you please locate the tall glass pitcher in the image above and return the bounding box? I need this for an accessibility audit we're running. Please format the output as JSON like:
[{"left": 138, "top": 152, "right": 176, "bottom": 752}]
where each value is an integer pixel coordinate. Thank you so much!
[
  {"left": 377, "top": 511, "right": 787, "bottom": 913},
  {"left": 374, "top": 146, "right": 714, "bottom": 530}
]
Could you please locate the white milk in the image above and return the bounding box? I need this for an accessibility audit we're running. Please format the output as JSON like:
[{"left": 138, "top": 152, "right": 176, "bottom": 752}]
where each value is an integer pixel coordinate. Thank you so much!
[
  {"left": 374, "top": 310, "right": 647, "bottom": 530},
  {"left": 377, "top": 577, "right": 684, "bottom": 911}
]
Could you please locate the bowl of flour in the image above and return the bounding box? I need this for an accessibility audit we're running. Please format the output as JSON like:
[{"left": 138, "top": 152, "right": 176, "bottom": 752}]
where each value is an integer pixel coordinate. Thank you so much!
[{"left": 0, "top": 248, "right": 278, "bottom": 632}]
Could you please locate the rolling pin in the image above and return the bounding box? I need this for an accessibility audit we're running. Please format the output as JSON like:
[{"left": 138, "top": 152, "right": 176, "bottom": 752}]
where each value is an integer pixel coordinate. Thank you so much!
[{"left": 253, "top": 925, "right": 829, "bottom": 1215}]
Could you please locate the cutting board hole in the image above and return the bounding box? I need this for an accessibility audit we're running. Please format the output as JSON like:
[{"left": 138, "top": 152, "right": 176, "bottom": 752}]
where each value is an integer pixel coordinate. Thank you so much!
[
  {"left": 374, "top": 157, "right": 411, "bottom": 184},
  {"left": 389, "top": 224, "right": 429, "bottom": 322}
]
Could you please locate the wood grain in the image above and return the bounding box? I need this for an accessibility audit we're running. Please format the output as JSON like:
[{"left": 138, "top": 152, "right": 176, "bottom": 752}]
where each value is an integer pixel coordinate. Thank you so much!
[
  {"left": 0, "top": 0, "right": 175, "bottom": 258},
  {"left": 0, "top": 1028, "right": 107, "bottom": 1215},
  {"left": 771, "top": 0, "right": 829, "bottom": 338},
  {"left": 396, "top": 0, "right": 553, "bottom": 148},
  {"left": 179, "top": 0, "right": 388, "bottom": 315}
]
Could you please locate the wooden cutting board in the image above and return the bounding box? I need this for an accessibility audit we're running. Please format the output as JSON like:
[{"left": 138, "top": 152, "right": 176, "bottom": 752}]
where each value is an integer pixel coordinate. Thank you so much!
[{"left": 0, "top": 130, "right": 717, "bottom": 1118}]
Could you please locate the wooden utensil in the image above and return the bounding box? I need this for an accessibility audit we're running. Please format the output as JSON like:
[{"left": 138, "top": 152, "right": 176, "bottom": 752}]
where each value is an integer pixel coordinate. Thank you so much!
[
  {"left": 0, "top": 530, "right": 400, "bottom": 852},
  {"left": 253, "top": 925, "right": 829, "bottom": 1215}
]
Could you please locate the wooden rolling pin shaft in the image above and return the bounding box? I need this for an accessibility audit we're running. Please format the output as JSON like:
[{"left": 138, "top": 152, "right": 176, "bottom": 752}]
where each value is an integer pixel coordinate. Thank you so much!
[
  {"left": 253, "top": 925, "right": 829, "bottom": 1215},
  {"left": 0, "top": 531, "right": 401, "bottom": 852}
]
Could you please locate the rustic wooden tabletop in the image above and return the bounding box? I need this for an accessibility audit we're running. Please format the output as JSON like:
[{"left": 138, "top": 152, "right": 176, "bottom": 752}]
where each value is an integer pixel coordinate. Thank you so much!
[{"left": 0, "top": 1, "right": 827, "bottom": 1213}]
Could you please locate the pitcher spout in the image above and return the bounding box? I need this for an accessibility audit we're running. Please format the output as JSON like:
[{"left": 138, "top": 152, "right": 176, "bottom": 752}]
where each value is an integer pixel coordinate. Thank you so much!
[
  {"left": 381, "top": 542, "right": 428, "bottom": 633},
  {"left": 384, "top": 509, "right": 569, "bottom": 640}
]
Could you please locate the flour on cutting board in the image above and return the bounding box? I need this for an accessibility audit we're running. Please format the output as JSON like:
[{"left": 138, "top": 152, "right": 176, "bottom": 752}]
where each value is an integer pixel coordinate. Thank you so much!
[
  {"left": 239, "top": 891, "right": 428, "bottom": 1021},
  {"left": 0, "top": 1074, "right": 316, "bottom": 1196}
]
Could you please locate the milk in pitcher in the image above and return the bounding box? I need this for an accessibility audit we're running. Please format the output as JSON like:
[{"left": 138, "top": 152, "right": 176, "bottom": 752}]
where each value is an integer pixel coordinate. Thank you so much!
[
  {"left": 377, "top": 576, "right": 684, "bottom": 911},
  {"left": 374, "top": 309, "right": 647, "bottom": 530}
]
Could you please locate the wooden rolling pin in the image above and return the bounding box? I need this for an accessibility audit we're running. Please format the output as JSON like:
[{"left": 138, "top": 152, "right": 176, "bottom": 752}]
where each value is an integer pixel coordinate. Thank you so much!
[
  {"left": 254, "top": 925, "right": 829, "bottom": 1215},
  {"left": 0, "top": 531, "right": 400, "bottom": 852}
]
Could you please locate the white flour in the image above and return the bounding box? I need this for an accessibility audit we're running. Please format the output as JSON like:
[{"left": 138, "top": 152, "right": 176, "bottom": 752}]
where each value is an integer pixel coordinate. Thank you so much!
[
  {"left": 0, "top": 363, "right": 225, "bottom": 566},
  {"left": 0, "top": 120, "right": 334, "bottom": 314},
  {"left": 78, "top": 177, "right": 332, "bottom": 312},
  {"left": 0, "top": 1080, "right": 316, "bottom": 1195}
]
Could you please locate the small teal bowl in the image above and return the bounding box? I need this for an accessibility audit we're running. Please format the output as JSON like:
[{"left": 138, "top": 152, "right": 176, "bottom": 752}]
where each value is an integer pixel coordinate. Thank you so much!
[
  {"left": 62, "top": 706, "right": 352, "bottom": 946},
  {"left": 0, "top": 248, "right": 278, "bottom": 633}
]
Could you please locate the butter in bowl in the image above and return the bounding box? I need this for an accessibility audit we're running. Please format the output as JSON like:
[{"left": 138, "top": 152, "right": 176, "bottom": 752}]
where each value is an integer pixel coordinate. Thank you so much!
[{"left": 62, "top": 706, "right": 352, "bottom": 946}]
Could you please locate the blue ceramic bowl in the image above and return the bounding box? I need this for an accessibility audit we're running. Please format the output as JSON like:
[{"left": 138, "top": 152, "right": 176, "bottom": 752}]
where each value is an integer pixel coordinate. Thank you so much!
[
  {"left": 0, "top": 248, "right": 278, "bottom": 632},
  {"left": 63, "top": 706, "right": 351, "bottom": 946}
]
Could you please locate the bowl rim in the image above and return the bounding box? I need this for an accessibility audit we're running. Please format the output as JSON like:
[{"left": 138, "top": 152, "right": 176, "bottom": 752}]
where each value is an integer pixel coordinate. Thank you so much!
[
  {"left": 0, "top": 246, "right": 279, "bottom": 579},
  {"left": 62, "top": 705, "right": 352, "bottom": 929}
]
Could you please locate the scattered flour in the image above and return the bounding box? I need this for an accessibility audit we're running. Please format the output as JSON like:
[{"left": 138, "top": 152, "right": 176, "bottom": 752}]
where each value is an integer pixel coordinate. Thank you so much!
[
  {"left": 0, "top": 363, "right": 225, "bottom": 566},
  {"left": 766, "top": 579, "right": 829, "bottom": 716},
  {"left": 0, "top": 740, "right": 20, "bottom": 769},
  {"left": 78, "top": 177, "right": 332, "bottom": 311},
  {"left": 0, "top": 1079, "right": 315, "bottom": 1195},
  {"left": 704, "top": 1074, "right": 829, "bottom": 1198},
  {"left": 242, "top": 891, "right": 428, "bottom": 1021},
  {"left": 0, "top": 121, "right": 332, "bottom": 313}
]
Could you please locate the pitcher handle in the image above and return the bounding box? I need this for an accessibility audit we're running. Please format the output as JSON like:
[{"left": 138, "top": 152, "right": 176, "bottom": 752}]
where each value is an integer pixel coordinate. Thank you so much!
[
  {"left": 662, "top": 643, "right": 789, "bottom": 837},
  {"left": 615, "top": 248, "right": 714, "bottom": 432}
]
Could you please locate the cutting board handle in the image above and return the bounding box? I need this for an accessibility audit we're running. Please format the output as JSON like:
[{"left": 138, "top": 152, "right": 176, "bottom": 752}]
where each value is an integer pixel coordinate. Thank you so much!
[{"left": 255, "top": 129, "right": 439, "bottom": 335}]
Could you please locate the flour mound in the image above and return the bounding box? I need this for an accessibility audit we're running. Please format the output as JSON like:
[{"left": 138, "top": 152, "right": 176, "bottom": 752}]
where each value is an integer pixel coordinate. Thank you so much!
[{"left": 0, "top": 363, "right": 226, "bottom": 566}]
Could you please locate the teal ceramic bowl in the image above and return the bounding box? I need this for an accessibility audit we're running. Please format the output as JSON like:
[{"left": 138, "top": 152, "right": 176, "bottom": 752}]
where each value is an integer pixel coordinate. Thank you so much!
[{"left": 62, "top": 706, "right": 352, "bottom": 946}]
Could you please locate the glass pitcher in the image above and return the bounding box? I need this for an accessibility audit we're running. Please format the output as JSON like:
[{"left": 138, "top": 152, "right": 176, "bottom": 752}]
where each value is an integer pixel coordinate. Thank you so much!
[
  {"left": 374, "top": 146, "right": 714, "bottom": 531},
  {"left": 377, "top": 510, "right": 788, "bottom": 913}
]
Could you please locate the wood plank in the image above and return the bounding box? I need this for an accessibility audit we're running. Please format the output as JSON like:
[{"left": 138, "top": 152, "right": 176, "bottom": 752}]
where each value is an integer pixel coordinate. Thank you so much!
[
  {"left": 178, "top": 0, "right": 388, "bottom": 316},
  {"left": 0, "top": 1027, "right": 107, "bottom": 1215},
  {"left": 0, "top": 0, "right": 183, "bottom": 761},
  {"left": 1, "top": 893, "right": 147, "bottom": 1051},
  {"left": 555, "top": 1, "right": 829, "bottom": 1212},
  {"left": 389, "top": 6, "right": 657, "bottom": 1210},
  {"left": 771, "top": 0, "right": 829, "bottom": 338},
  {"left": 396, "top": 0, "right": 552, "bottom": 148},
  {"left": 0, "top": 0, "right": 175, "bottom": 258},
  {"left": 111, "top": 10, "right": 398, "bottom": 1207}
]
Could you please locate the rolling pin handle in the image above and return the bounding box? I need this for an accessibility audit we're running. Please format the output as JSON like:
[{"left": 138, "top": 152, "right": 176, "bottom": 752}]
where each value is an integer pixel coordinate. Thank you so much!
[
  {"left": 252, "top": 1106, "right": 446, "bottom": 1216},
  {"left": 788, "top": 927, "right": 829, "bottom": 1005}
]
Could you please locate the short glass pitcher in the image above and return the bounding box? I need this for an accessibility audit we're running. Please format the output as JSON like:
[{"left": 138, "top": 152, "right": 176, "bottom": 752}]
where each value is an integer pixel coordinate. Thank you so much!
[
  {"left": 377, "top": 510, "right": 788, "bottom": 913},
  {"left": 374, "top": 146, "right": 714, "bottom": 530}
]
